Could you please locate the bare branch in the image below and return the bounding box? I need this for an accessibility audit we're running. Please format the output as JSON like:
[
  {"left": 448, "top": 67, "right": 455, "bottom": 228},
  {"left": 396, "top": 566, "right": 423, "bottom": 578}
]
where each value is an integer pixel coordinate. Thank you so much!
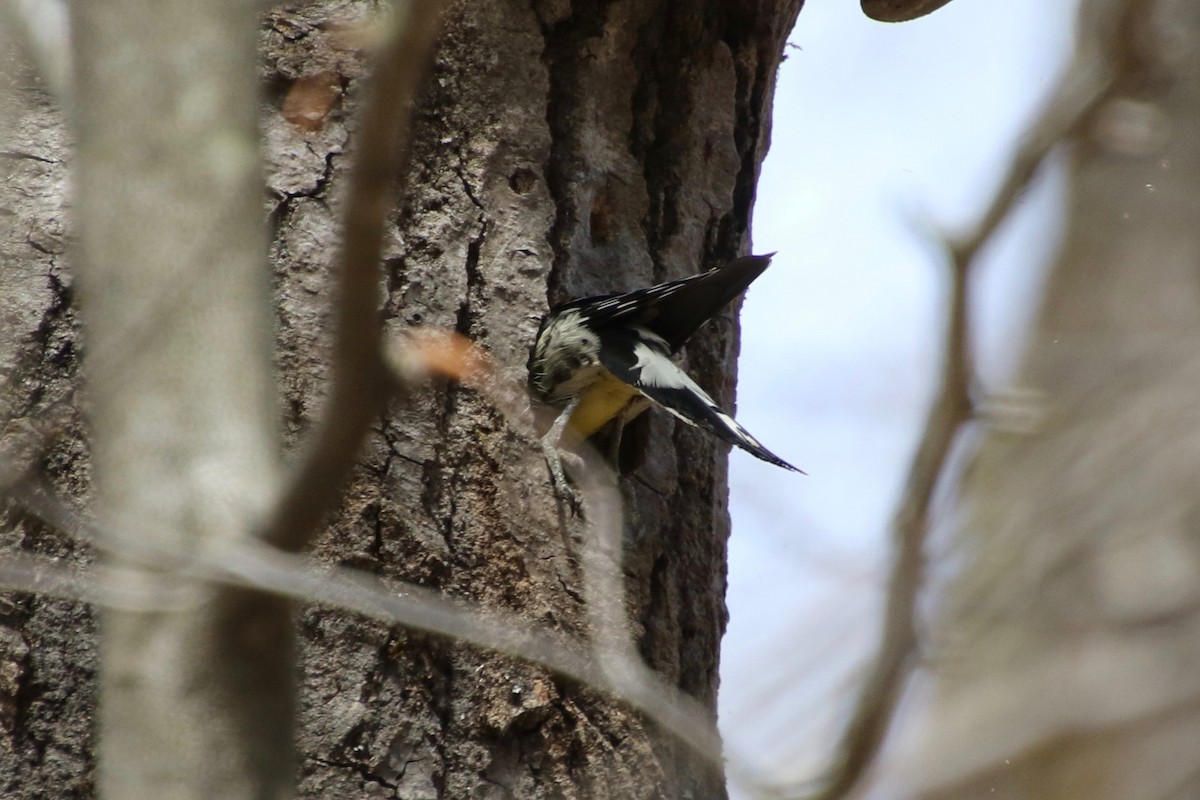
[
  {"left": 805, "top": 216, "right": 971, "bottom": 800},
  {"left": 202, "top": 536, "right": 731, "bottom": 771},
  {"left": 263, "top": 0, "right": 447, "bottom": 553},
  {"left": 0, "top": 551, "right": 202, "bottom": 611},
  {"left": 71, "top": 0, "right": 292, "bottom": 790},
  {"left": 948, "top": 27, "right": 1115, "bottom": 263},
  {"left": 569, "top": 446, "right": 778, "bottom": 791},
  {"left": 5, "top": 478, "right": 734, "bottom": 782},
  {"left": 802, "top": 9, "right": 1121, "bottom": 798}
]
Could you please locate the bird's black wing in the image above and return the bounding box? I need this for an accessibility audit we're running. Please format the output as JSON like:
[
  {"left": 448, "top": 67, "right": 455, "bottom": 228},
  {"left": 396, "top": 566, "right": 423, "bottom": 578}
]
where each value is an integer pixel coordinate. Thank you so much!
[
  {"left": 556, "top": 254, "right": 775, "bottom": 353},
  {"left": 597, "top": 327, "right": 801, "bottom": 472},
  {"left": 639, "top": 254, "right": 773, "bottom": 352}
]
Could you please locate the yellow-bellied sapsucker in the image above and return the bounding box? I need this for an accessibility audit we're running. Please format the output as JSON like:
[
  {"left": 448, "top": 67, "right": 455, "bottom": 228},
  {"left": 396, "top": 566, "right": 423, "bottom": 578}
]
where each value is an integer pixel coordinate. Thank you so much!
[{"left": 529, "top": 254, "right": 800, "bottom": 503}]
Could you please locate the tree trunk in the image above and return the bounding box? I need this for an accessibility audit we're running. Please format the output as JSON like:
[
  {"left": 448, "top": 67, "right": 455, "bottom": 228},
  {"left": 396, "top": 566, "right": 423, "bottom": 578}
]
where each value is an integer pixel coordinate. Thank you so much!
[
  {"left": 1, "top": 0, "right": 801, "bottom": 797},
  {"left": 883, "top": 0, "right": 1200, "bottom": 796},
  {"left": 0, "top": 26, "right": 93, "bottom": 800}
]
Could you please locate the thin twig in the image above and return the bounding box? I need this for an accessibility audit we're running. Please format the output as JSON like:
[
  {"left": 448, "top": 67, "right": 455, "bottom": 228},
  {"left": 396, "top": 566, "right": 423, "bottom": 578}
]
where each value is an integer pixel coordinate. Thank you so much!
[
  {"left": 806, "top": 223, "right": 971, "bottom": 800},
  {"left": 205, "top": 537, "right": 730, "bottom": 771},
  {"left": 263, "top": 0, "right": 447, "bottom": 553},
  {"left": 2, "top": 478, "right": 732, "bottom": 776},
  {"left": 0, "top": 551, "right": 204, "bottom": 610},
  {"left": 802, "top": 18, "right": 1119, "bottom": 800},
  {"left": 571, "top": 444, "right": 780, "bottom": 793}
]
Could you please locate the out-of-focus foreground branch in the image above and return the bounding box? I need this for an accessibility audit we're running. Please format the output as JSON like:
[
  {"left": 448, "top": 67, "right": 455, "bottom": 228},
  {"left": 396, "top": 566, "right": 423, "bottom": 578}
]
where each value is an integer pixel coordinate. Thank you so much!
[
  {"left": 0, "top": 0, "right": 69, "bottom": 98},
  {"left": 72, "top": 0, "right": 289, "bottom": 795},
  {"left": 69, "top": 0, "right": 446, "bottom": 796},
  {"left": 901, "top": 0, "right": 1200, "bottom": 791},
  {"left": 2, "top": 461, "right": 743, "bottom": 792},
  {"left": 802, "top": 1, "right": 1124, "bottom": 796},
  {"left": 875, "top": 0, "right": 1200, "bottom": 796}
]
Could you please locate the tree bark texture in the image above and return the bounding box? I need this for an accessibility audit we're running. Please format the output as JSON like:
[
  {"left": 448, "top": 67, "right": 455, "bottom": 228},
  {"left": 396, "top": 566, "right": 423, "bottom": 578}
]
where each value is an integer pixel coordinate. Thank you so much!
[
  {"left": 883, "top": 1, "right": 1200, "bottom": 797},
  {"left": 0, "top": 32, "right": 94, "bottom": 800},
  {"left": 271, "top": 1, "right": 800, "bottom": 796},
  {"left": 0, "top": 0, "right": 801, "bottom": 797}
]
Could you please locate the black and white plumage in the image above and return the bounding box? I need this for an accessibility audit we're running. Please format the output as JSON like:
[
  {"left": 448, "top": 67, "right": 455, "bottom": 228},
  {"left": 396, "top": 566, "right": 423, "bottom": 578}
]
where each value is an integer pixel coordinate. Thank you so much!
[{"left": 529, "top": 254, "right": 800, "bottom": 501}]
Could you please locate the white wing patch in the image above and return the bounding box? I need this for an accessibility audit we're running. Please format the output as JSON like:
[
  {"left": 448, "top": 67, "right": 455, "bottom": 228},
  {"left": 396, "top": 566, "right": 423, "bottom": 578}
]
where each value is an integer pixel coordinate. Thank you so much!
[
  {"left": 714, "top": 408, "right": 765, "bottom": 450},
  {"left": 629, "top": 328, "right": 685, "bottom": 390},
  {"left": 628, "top": 326, "right": 776, "bottom": 458},
  {"left": 632, "top": 342, "right": 695, "bottom": 392},
  {"left": 629, "top": 338, "right": 717, "bottom": 418}
]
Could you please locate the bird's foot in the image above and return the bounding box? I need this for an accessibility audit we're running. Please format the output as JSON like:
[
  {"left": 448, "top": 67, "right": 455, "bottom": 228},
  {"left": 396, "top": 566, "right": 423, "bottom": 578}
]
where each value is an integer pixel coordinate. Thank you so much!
[{"left": 541, "top": 435, "right": 585, "bottom": 515}]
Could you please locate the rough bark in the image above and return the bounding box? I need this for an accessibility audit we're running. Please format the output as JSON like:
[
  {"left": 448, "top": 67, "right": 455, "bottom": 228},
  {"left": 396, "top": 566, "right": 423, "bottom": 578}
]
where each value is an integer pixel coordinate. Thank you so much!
[
  {"left": 272, "top": 1, "right": 800, "bottom": 796},
  {"left": 882, "top": 0, "right": 1200, "bottom": 796},
  {"left": 0, "top": 29, "right": 94, "bottom": 800},
  {"left": 0, "top": 0, "right": 801, "bottom": 797}
]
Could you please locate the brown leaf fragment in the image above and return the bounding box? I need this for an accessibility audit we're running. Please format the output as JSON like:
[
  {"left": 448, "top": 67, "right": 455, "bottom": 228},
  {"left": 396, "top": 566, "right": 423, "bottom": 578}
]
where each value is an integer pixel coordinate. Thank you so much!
[{"left": 282, "top": 72, "right": 340, "bottom": 132}]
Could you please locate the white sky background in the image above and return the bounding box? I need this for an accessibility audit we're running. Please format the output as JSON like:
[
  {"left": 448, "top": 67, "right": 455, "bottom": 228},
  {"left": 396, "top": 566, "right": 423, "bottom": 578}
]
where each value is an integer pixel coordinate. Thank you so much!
[{"left": 721, "top": 0, "right": 1080, "bottom": 788}]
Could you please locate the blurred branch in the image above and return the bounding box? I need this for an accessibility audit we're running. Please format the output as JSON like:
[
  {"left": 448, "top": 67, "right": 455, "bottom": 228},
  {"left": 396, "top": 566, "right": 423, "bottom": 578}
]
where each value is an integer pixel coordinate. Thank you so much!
[
  {"left": 205, "top": 537, "right": 731, "bottom": 775},
  {"left": 806, "top": 209, "right": 972, "bottom": 800},
  {"left": 576, "top": 451, "right": 642, "bottom": 671},
  {"left": 572, "top": 449, "right": 733, "bottom": 771},
  {"left": 263, "top": 0, "right": 446, "bottom": 553},
  {"left": 71, "top": 0, "right": 290, "bottom": 790},
  {"left": 0, "top": 550, "right": 200, "bottom": 610},
  {"left": 3, "top": 477, "right": 732, "bottom": 781},
  {"left": 948, "top": 29, "right": 1115, "bottom": 263},
  {"left": 803, "top": 11, "right": 1120, "bottom": 798},
  {"left": 1, "top": 0, "right": 71, "bottom": 98},
  {"left": 1, "top": 345, "right": 747, "bottom": 792},
  {"left": 570, "top": 448, "right": 789, "bottom": 792}
]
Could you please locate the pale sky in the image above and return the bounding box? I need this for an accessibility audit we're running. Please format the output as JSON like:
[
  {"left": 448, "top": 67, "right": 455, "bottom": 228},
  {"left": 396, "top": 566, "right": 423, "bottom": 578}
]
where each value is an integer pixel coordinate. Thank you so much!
[{"left": 721, "top": 0, "right": 1080, "bottom": 787}]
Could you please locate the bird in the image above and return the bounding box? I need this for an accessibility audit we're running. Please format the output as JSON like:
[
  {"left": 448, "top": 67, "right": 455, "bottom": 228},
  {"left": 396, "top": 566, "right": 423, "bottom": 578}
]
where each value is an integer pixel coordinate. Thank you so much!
[{"left": 529, "top": 253, "right": 801, "bottom": 505}]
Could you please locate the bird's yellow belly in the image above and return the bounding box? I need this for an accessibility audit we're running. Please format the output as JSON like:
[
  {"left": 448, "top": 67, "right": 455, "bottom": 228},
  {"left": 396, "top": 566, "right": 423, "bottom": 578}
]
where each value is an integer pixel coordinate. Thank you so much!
[{"left": 569, "top": 372, "right": 641, "bottom": 440}]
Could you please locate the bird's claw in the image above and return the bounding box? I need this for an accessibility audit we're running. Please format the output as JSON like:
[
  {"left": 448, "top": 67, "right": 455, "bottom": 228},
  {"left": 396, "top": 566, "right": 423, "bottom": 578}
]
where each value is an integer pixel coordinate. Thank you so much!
[
  {"left": 540, "top": 398, "right": 587, "bottom": 515},
  {"left": 557, "top": 478, "right": 583, "bottom": 517},
  {"left": 542, "top": 442, "right": 584, "bottom": 515}
]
